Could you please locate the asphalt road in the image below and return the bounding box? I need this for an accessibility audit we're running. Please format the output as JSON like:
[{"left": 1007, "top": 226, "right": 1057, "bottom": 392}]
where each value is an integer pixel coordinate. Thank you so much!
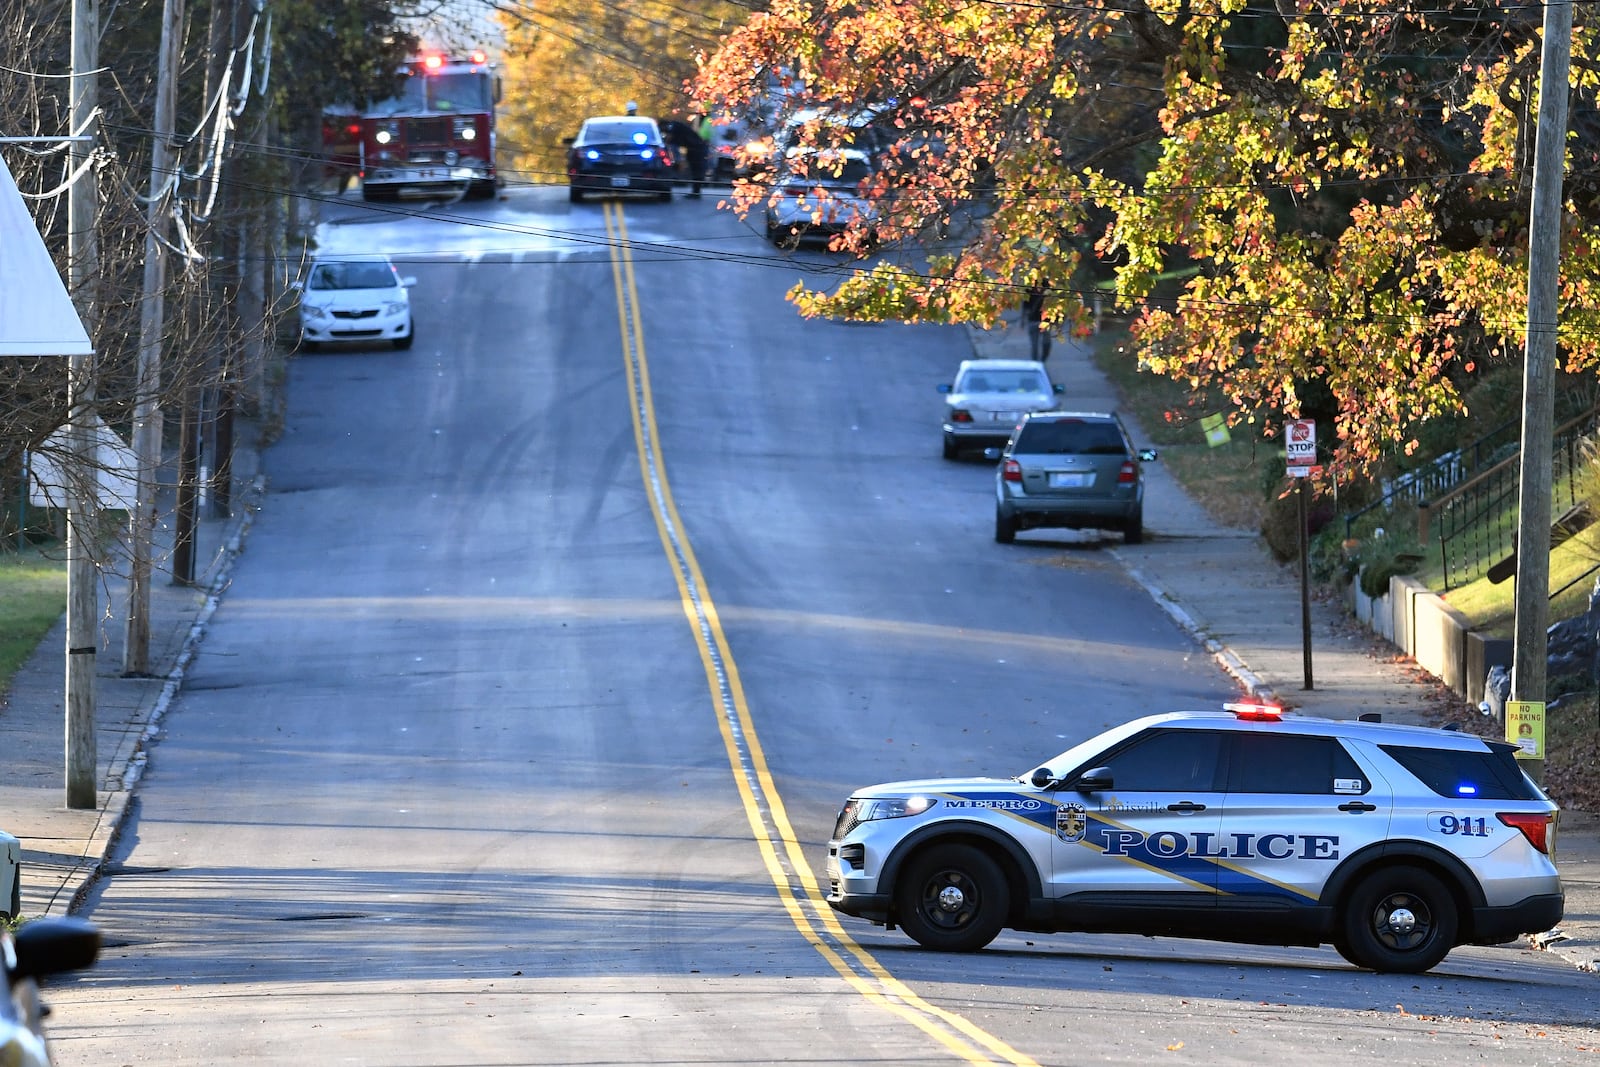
[{"left": 42, "top": 187, "right": 1600, "bottom": 1065}]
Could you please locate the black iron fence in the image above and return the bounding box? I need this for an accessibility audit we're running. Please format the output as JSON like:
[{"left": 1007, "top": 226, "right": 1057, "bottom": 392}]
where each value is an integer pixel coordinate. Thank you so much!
[
  {"left": 1343, "top": 418, "right": 1522, "bottom": 539},
  {"left": 1420, "top": 408, "right": 1600, "bottom": 590}
]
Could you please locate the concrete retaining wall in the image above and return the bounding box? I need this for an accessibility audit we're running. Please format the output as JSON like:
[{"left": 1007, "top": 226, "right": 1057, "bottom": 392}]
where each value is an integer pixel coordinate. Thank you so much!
[{"left": 1343, "top": 571, "right": 1478, "bottom": 702}]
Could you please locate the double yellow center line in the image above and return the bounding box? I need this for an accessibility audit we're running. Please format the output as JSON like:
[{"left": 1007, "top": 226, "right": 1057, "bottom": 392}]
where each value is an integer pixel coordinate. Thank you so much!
[{"left": 601, "top": 200, "right": 1040, "bottom": 1067}]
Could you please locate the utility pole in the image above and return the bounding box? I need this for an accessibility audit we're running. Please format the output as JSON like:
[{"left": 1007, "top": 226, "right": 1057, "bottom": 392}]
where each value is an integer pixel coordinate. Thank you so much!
[
  {"left": 65, "top": 0, "right": 100, "bottom": 809},
  {"left": 125, "top": 0, "right": 185, "bottom": 676},
  {"left": 1511, "top": 0, "right": 1574, "bottom": 787}
]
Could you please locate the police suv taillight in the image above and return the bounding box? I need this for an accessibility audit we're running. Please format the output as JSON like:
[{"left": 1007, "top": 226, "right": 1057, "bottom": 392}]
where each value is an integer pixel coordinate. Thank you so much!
[
  {"left": 1497, "top": 811, "right": 1556, "bottom": 856},
  {"left": 1002, "top": 458, "right": 1023, "bottom": 483}
]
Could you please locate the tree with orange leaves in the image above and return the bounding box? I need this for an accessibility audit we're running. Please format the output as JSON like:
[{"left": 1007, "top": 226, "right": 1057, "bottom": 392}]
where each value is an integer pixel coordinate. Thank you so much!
[{"left": 694, "top": 0, "right": 1600, "bottom": 474}]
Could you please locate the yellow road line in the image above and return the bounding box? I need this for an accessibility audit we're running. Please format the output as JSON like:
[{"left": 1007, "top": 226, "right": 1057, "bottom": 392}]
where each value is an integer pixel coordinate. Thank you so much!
[{"left": 601, "top": 200, "right": 1040, "bottom": 1067}]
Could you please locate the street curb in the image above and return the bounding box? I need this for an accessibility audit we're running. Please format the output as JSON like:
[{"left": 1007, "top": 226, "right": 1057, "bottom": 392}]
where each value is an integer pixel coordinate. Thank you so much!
[
  {"left": 66, "top": 473, "right": 265, "bottom": 916},
  {"left": 1115, "top": 553, "right": 1279, "bottom": 704}
]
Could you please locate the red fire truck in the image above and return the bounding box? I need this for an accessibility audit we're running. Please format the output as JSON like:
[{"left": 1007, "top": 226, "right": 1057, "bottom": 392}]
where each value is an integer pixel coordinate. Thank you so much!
[{"left": 339, "top": 51, "right": 502, "bottom": 201}]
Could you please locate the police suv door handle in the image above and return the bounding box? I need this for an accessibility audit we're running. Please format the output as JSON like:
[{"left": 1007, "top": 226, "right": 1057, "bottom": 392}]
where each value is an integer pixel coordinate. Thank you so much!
[
  {"left": 1166, "top": 801, "right": 1207, "bottom": 812},
  {"left": 1338, "top": 801, "right": 1378, "bottom": 813}
]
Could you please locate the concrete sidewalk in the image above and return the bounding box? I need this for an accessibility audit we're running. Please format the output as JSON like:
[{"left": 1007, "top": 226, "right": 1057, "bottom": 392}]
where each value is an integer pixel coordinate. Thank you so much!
[
  {"left": 0, "top": 431, "right": 263, "bottom": 919},
  {"left": 0, "top": 335, "right": 1594, "bottom": 979}
]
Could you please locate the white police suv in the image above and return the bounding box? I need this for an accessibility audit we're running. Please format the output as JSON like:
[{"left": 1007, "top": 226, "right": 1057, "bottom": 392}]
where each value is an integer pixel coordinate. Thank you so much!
[{"left": 825, "top": 705, "right": 1563, "bottom": 973}]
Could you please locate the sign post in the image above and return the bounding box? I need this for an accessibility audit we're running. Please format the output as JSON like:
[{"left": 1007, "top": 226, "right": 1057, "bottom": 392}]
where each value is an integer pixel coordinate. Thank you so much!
[{"left": 1286, "top": 420, "right": 1318, "bottom": 690}]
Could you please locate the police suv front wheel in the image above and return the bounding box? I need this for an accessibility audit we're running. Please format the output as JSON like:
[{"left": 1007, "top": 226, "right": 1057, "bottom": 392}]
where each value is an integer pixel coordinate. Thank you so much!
[
  {"left": 1339, "top": 865, "right": 1458, "bottom": 973},
  {"left": 895, "top": 843, "right": 1008, "bottom": 952}
]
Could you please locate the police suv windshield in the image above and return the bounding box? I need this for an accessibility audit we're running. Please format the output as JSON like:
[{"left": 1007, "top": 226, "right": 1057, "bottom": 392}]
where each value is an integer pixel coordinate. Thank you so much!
[{"left": 1023, "top": 716, "right": 1163, "bottom": 783}]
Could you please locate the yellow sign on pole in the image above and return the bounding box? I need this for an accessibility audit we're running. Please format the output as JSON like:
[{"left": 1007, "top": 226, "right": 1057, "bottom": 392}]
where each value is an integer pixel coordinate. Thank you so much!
[
  {"left": 1201, "top": 412, "right": 1230, "bottom": 448},
  {"left": 1505, "top": 701, "right": 1546, "bottom": 760}
]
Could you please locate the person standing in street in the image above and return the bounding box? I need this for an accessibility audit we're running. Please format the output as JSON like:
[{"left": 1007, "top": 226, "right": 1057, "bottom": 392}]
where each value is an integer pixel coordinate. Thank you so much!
[
  {"left": 660, "top": 116, "right": 699, "bottom": 189},
  {"left": 684, "top": 112, "right": 713, "bottom": 198},
  {"left": 1022, "top": 285, "right": 1052, "bottom": 362}
]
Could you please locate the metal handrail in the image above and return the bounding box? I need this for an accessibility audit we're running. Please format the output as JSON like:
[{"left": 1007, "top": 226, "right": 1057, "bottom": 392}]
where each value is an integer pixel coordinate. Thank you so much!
[{"left": 1417, "top": 405, "right": 1600, "bottom": 545}]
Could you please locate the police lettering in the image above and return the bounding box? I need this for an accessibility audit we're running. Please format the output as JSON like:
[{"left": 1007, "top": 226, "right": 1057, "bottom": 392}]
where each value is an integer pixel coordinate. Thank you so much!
[{"left": 1100, "top": 830, "right": 1340, "bottom": 861}]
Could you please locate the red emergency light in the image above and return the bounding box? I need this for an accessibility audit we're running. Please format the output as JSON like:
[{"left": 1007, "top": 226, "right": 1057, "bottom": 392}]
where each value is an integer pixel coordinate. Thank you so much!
[
  {"left": 422, "top": 54, "right": 443, "bottom": 71},
  {"left": 1224, "top": 702, "right": 1284, "bottom": 721}
]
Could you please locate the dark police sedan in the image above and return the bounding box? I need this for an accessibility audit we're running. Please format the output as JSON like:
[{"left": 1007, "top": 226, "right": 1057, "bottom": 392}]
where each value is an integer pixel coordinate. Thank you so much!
[{"left": 565, "top": 116, "right": 676, "bottom": 203}]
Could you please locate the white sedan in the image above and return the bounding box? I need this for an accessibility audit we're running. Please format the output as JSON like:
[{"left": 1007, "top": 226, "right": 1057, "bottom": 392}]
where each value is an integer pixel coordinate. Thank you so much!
[
  {"left": 938, "top": 358, "right": 1064, "bottom": 459},
  {"left": 296, "top": 254, "right": 416, "bottom": 352}
]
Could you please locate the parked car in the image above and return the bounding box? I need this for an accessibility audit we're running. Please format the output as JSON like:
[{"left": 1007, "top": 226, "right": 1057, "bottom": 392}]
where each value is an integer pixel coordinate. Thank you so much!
[
  {"left": 1, "top": 830, "right": 18, "bottom": 920},
  {"left": 764, "top": 148, "right": 880, "bottom": 247},
  {"left": 939, "top": 359, "right": 1064, "bottom": 459},
  {"left": 295, "top": 255, "right": 416, "bottom": 352},
  {"left": 565, "top": 116, "right": 676, "bottom": 203},
  {"left": 3, "top": 917, "right": 101, "bottom": 1066},
  {"left": 825, "top": 703, "right": 1563, "bottom": 973},
  {"left": 993, "top": 411, "right": 1155, "bottom": 544},
  {"left": 708, "top": 114, "right": 756, "bottom": 181}
]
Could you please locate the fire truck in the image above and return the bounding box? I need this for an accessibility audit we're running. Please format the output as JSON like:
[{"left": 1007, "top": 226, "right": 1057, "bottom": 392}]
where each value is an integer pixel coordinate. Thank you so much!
[{"left": 343, "top": 51, "right": 502, "bottom": 201}]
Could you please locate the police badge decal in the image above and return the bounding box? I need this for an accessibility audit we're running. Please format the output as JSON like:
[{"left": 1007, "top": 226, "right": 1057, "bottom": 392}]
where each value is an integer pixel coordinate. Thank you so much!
[{"left": 1056, "top": 802, "right": 1087, "bottom": 842}]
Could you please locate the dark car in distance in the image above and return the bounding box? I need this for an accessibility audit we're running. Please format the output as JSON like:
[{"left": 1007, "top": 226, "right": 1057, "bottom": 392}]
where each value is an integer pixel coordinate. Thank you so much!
[{"left": 566, "top": 116, "right": 676, "bottom": 203}]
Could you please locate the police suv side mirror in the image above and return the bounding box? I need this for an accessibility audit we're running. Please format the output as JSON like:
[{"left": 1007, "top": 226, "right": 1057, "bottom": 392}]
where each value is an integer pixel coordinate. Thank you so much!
[
  {"left": 982, "top": 446, "right": 1003, "bottom": 461},
  {"left": 1072, "top": 767, "right": 1113, "bottom": 792},
  {"left": 10, "top": 917, "right": 101, "bottom": 980},
  {"left": 1030, "top": 767, "right": 1056, "bottom": 788},
  {"left": 937, "top": 383, "right": 952, "bottom": 394},
  {"left": 1053, "top": 384, "right": 1065, "bottom": 394},
  {"left": 1138, "top": 448, "right": 1158, "bottom": 462}
]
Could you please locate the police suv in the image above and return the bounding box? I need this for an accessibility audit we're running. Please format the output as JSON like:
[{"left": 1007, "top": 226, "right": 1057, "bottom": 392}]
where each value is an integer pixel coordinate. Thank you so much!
[{"left": 825, "top": 705, "right": 1563, "bottom": 973}]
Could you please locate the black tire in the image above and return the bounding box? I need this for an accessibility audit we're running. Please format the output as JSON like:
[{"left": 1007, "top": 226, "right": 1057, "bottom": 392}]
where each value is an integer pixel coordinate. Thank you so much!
[
  {"left": 1331, "top": 935, "right": 1364, "bottom": 969},
  {"left": 994, "top": 508, "right": 1017, "bottom": 544},
  {"left": 1338, "top": 866, "right": 1458, "bottom": 973},
  {"left": 943, "top": 435, "right": 959, "bottom": 460},
  {"left": 569, "top": 185, "right": 584, "bottom": 204},
  {"left": 658, "top": 186, "right": 673, "bottom": 202},
  {"left": 894, "top": 843, "right": 1008, "bottom": 952},
  {"left": 1124, "top": 504, "right": 1144, "bottom": 545},
  {"left": 7, "top": 861, "right": 19, "bottom": 920},
  {"left": 392, "top": 320, "right": 414, "bottom": 350},
  {"left": 299, "top": 337, "right": 320, "bottom": 354}
]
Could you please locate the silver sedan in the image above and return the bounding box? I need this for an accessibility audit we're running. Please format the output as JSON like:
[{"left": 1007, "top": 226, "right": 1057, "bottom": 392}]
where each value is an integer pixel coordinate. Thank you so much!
[{"left": 938, "top": 358, "right": 1064, "bottom": 459}]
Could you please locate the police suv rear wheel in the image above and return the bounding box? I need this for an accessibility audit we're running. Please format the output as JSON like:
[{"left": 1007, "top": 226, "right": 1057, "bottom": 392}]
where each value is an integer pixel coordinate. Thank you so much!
[
  {"left": 1339, "top": 865, "right": 1458, "bottom": 973},
  {"left": 895, "top": 843, "right": 1007, "bottom": 952}
]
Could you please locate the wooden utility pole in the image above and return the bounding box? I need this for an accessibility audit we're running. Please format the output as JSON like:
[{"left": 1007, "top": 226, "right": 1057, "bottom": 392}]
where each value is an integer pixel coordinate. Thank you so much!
[
  {"left": 125, "top": 0, "right": 185, "bottom": 676},
  {"left": 65, "top": 0, "right": 100, "bottom": 809},
  {"left": 1511, "top": 0, "right": 1574, "bottom": 787}
]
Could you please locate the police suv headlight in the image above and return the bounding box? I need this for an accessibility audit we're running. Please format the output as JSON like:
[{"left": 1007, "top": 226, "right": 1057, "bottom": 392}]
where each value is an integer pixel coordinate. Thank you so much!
[
  {"left": 301, "top": 304, "right": 330, "bottom": 321},
  {"left": 857, "top": 796, "right": 937, "bottom": 822},
  {"left": 383, "top": 300, "right": 408, "bottom": 316}
]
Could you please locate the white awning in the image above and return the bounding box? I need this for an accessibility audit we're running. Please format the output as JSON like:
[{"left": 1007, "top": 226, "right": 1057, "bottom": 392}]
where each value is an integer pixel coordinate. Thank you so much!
[{"left": 0, "top": 152, "right": 92, "bottom": 357}]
